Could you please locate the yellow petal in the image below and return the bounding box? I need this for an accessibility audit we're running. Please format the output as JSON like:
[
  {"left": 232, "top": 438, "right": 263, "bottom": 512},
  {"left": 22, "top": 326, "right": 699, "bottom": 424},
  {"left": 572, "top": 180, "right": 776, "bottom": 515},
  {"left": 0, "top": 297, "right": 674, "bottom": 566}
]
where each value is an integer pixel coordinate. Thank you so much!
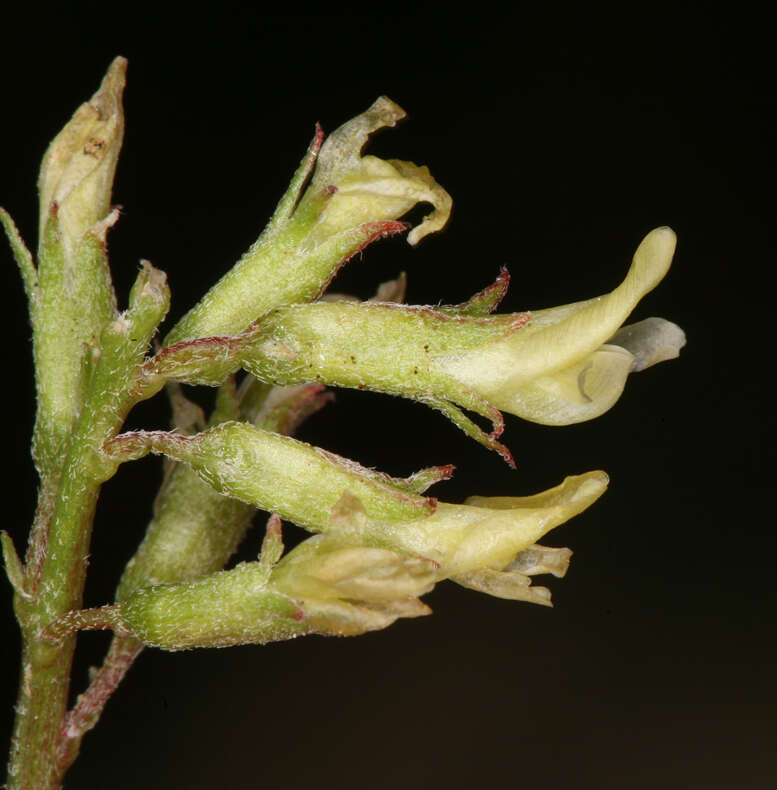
[
  {"left": 301, "top": 597, "right": 431, "bottom": 637},
  {"left": 383, "top": 471, "right": 608, "bottom": 577},
  {"left": 491, "top": 344, "right": 635, "bottom": 424},
  {"left": 453, "top": 568, "right": 554, "bottom": 606},
  {"left": 311, "top": 155, "right": 451, "bottom": 247},
  {"left": 492, "top": 315, "right": 687, "bottom": 425},
  {"left": 306, "top": 97, "right": 451, "bottom": 247},
  {"left": 434, "top": 227, "right": 677, "bottom": 399},
  {"left": 454, "top": 544, "right": 573, "bottom": 606},
  {"left": 388, "top": 159, "right": 453, "bottom": 244},
  {"left": 272, "top": 534, "right": 436, "bottom": 602}
]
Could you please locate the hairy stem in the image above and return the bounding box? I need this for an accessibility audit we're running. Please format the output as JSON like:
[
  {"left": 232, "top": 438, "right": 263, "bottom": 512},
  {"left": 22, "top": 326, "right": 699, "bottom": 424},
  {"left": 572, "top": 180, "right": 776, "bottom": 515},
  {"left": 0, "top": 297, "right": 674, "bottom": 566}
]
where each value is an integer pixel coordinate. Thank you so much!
[
  {"left": 7, "top": 462, "right": 101, "bottom": 790},
  {"left": 7, "top": 274, "right": 169, "bottom": 789},
  {"left": 7, "top": 396, "right": 111, "bottom": 787}
]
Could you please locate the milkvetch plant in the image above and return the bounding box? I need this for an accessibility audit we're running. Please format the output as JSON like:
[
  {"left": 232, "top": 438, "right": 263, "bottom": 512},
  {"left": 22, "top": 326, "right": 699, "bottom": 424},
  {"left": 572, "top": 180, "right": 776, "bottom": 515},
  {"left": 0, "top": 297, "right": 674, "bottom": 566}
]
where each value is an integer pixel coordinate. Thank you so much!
[{"left": 1, "top": 56, "right": 685, "bottom": 789}]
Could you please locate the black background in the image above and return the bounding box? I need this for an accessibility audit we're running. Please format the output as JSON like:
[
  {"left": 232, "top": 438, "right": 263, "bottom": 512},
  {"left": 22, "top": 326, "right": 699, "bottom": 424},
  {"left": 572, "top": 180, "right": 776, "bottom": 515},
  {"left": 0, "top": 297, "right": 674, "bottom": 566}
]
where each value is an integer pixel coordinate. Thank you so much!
[{"left": 1, "top": 8, "right": 774, "bottom": 790}]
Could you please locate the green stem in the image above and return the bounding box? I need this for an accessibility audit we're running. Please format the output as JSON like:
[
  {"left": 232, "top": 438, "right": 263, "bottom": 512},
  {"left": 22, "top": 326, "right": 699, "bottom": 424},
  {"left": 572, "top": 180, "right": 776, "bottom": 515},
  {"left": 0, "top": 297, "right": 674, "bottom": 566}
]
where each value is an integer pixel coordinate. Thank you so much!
[
  {"left": 7, "top": 266, "right": 169, "bottom": 789},
  {"left": 7, "top": 636, "right": 78, "bottom": 790},
  {"left": 22, "top": 475, "right": 60, "bottom": 596},
  {"left": 7, "top": 434, "right": 103, "bottom": 789}
]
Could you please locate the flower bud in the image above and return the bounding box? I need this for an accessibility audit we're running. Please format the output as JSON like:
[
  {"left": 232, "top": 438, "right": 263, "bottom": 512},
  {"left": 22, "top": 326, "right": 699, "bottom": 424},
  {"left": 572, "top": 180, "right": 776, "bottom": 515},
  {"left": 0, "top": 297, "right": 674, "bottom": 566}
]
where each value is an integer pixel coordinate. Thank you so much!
[
  {"left": 31, "top": 58, "right": 126, "bottom": 473},
  {"left": 38, "top": 57, "right": 125, "bottom": 261}
]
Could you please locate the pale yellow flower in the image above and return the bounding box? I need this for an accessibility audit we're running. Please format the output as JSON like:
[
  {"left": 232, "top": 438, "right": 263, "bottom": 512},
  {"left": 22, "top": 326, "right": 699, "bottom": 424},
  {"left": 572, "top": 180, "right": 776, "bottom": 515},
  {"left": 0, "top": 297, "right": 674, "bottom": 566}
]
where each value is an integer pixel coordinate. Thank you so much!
[
  {"left": 350, "top": 471, "right": 609, "bottom": 606},
  {"left": 433, "top": 227, "right": 685, "bottom": 425},
  {"left": 305, "top": 96, "right": 451, "bottom": 247}
]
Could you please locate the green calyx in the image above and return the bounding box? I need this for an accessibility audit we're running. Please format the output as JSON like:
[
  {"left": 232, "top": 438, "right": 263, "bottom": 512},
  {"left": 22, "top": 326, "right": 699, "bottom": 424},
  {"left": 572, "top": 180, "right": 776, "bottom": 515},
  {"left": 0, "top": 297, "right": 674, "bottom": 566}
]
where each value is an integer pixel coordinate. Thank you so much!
[
  {"left": 117, "top": 562, "right": 306, "bottom": 650},
  {"left": 106, "top": 422, "right": 435, "bottom": 537}
]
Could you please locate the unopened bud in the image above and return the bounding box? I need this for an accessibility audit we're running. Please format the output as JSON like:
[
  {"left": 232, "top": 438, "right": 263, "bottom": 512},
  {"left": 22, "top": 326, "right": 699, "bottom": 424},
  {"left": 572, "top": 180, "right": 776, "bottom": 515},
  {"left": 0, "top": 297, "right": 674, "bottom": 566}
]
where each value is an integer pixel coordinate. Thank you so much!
[{"left": 38, "top": 57, "right": 125, "bottom": 262}]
